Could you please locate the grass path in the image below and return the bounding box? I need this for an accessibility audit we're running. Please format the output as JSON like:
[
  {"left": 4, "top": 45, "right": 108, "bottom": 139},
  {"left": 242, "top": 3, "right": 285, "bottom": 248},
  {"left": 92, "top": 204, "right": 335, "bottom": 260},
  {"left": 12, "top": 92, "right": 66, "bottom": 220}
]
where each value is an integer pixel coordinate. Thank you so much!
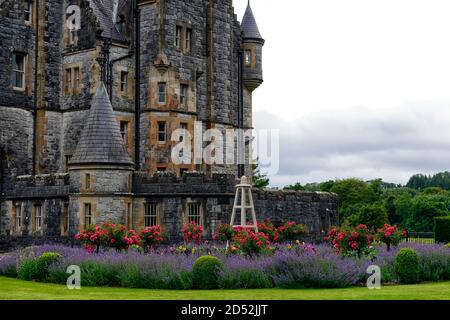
[{"left": 0, "top": 276, "right": 450, "bottom": 300}]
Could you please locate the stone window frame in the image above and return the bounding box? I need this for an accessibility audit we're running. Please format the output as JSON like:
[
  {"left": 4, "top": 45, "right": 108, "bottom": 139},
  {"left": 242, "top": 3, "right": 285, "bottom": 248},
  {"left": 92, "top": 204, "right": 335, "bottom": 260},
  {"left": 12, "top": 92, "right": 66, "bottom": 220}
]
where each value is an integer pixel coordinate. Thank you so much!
[
  {"left": 158, "top": 82, "right": 167, "bottom": 105},
  {"left": 185, "top": 200, "right": 203, "bottom": 228},
  {"left": 120, "top": 70, "right": 129, "bottom": 95},
  {"left": 24, "top": 0, "right": 34, "bottom": 25},
  {"left": 244, "top": 49, "right": 252, "bottom": 67},
  {"left": 12, "top": 52, "right": 27, "bottom": 92},
  {"left": 179, "top": 83, "right": 188, "bottom": 107},
  {"left": 84, "top": 203, "right": 92, "bottom": 227},
  {"left": 85, "top": 173, "right": 91, "bottom": 190},
  {"left": 157, "top": 121, "right": 167, "bottom": 144},
  {"left": 60, "top": 203, "right": 69, "bottom": 236},
  {"left": 31, "top": 202, "right": 44, "bottom": 233},
  {"left": 13, "top": 202, "right": 24, "bottom": 234},
  {"left": 144, "top": 202, "right": 160, "bottom": 227},
  {"left": 120, "top": 121, "right": 129, "bottom": 146},
  {"left": 174, "top": 23, "right": 194, "bottom": 54},
  {"left": 64, "top": 63, "right": 82, "bottom": 95}
]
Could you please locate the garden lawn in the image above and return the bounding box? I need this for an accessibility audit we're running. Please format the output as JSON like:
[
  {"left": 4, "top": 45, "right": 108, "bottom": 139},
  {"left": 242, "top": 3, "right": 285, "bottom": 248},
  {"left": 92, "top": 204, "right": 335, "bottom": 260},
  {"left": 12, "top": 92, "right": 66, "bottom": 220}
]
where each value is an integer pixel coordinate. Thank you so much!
[{"left": 0, "top": 276, "right": 449, "bottom": 300}]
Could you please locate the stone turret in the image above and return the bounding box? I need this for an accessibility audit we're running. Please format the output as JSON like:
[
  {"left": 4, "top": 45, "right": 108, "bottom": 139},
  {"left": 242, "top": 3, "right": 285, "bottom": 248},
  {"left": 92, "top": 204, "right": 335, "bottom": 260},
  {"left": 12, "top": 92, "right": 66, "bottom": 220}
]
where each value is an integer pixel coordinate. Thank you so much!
[
  {"left": 68, "top": 83, "right": 134, "bottom": 232},
  {"left": 241, "top": 0, "right": 265, "bottom": 92}
]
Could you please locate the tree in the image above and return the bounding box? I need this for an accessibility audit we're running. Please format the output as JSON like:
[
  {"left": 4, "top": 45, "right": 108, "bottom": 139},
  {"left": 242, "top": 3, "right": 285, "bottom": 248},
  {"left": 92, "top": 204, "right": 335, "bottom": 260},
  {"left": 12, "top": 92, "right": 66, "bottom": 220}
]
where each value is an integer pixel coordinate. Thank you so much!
[
  {"left": 284, "top": 183, "right": 304, "bottom": 191},
  {"left": 347, "top": 203, "right": 389, "bottom": 230},
  {"left": 408, "top": 194, "right": 450, "bottom": 232},
  {"left": 252, "top": 161, "right": 269, "bottom": 189}
]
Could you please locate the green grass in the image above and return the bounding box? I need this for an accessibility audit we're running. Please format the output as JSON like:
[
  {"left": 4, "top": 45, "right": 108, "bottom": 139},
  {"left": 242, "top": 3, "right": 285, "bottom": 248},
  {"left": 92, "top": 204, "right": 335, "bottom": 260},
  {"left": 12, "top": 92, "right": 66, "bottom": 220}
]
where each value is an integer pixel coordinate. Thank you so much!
[{"left": 0, "top": 276, "right": 450, "bottom": 300}]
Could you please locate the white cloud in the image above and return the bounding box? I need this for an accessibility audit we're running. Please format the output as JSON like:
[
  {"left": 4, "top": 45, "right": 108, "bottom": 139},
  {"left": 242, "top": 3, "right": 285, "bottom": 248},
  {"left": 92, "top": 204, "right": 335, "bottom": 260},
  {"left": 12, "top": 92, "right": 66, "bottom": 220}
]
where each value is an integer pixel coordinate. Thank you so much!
[{"left": 254, "top": 101, "right": 450, "bottom": 187}]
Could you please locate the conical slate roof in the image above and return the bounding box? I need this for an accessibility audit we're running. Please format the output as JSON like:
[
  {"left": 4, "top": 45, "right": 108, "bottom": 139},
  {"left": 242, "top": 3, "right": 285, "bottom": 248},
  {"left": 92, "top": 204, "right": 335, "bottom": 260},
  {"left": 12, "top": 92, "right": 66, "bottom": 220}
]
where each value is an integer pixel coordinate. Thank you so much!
[
  {"left": 70, "top": 82, "right": 134, "bottom": 167},
  {"left": 241, "top": 1, "right": 264, "bottom": 41}
]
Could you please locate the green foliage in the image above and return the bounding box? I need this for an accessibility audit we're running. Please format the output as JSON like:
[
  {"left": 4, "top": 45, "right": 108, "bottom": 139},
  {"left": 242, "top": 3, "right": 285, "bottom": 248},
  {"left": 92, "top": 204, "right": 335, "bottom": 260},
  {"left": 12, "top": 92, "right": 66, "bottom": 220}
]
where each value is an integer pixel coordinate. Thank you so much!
[
  {"left": 192, "top": 256, "right": 224, "bottom": 289},
  {"left": 434, "top": 216, "right": 450, "bottom": 243},
  {"left": 347, "top": 203, "right": 389, "bottom": 230},
  {"left": 395, "top": 248, "right": 420, "bottom": 284},
  {"left": 408, "top": 194, "right": 450, "bottom": 232},
  {"left": 79, "top": 262, "right": 120, "bottom": 287},
  {"left": 18, "top": 259, "right": 40, "bottom": 281},
  {"left": 37, "top": 252, "right": 61, "bottom": 281},
  {"left": 218, "top": 269, "right": 273, "bottom": 289},
  {"left": 252, "top": 161, "right": 270, "bottom": 189}
]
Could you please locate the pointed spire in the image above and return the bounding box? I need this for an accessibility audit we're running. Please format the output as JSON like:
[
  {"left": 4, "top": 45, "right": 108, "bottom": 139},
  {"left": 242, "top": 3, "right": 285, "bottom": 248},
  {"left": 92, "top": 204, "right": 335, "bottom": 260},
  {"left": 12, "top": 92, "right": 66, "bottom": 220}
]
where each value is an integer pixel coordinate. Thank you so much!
[
  {"left": 70, "top": 82, "right": 134, "bottom": 167},
  {"left": 241, "top": 0, "right": 264, "bottom": 42}
]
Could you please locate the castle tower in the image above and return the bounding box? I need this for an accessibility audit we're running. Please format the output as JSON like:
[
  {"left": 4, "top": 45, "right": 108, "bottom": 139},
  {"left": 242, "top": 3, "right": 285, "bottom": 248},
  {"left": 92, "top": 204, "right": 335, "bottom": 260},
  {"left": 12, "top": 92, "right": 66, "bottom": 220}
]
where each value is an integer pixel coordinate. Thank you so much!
[
  {"left": 68, "top": 82, "right": 134, "bottom": 233},
  {"left": 241, "top": 0, "right": 265, "bottom": 92}
]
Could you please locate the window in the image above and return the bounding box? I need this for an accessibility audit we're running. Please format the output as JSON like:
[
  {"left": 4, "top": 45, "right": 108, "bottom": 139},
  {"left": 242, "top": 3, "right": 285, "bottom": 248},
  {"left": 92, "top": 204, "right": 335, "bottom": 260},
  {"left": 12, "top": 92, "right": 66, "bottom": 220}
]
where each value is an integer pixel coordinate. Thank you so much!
[
  {"left": 179, "top": 123, "right": 188, "bottom": 143},
  {"left": 12, "top": 53, "right": 26, "bottom": 90},
  {"left": 180, "top": 84, "right": 188, "bottom": 106},
  {"left": 120, "top": 71, "right": 128, "bottom": 94},
  {"left": 34, "top": 204, "right": 43, "bottom": 232},
  {"left": 24, "top": 1, "right": 32, "bottom": 24},
  {"left": 65, "top": 67, "right": 81, "bottom": 94},
  {"left": 175, "top": 26, "right": 182, "bottom": 49},
  {"left": 85, "top": 174, "right": 91, "bottom": 189},
  {"left": 84, "top": 203, "right": 92, "bottom": 226},
  {"left": 187, "top": 202, "right": 202, "bottom": 226},
  {"left": 157, "top": 167, "right": 166, "bottom": 172},
  {"left": 245, "top": 50, "right": 251, "bottom": 66},
  {"left": 120, "top": 121, "right": 129, "bottom": 145},
  {"left": 185, "top": 28, "right": 192, "bottom": 52},
  {"left": 126, "top": 203, "right": 133, "bottom": 229},
  {"left": 144, "top": 203, "right": 158, "bottom": 227},
  {"left": 158, "top": 82, "right": 166, "bottom": 104},
  {"left": 180, "top": 168, "right": 188, "bottom": 177},
  {"left": 14, "top": 203, "right": 23, "bottom": 232},
  {"left": 73, "top": 67, "right": 80, "bottom": 94},
  {"left": 61, "top": 203, "right": 69, "bottom": 236},
  {"left": 116, "top": 15, "right": 125, "bottom": 34},
  {"left": 157, "top": 122, "right": 166, "bottom": 144}
]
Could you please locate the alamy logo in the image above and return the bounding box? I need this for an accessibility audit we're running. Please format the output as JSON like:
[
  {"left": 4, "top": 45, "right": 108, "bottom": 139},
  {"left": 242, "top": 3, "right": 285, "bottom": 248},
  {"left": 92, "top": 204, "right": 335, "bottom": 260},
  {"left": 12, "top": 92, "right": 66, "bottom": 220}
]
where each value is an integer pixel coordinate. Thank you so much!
[
  {"left": 66, "top": 5, "right": 81, "bottom": 31},
  {"left": 366, "top": 265, "right": 381, "bottom": 290},
  {"left": 66, "top": 265, "right": 81, "bottom": 290}
]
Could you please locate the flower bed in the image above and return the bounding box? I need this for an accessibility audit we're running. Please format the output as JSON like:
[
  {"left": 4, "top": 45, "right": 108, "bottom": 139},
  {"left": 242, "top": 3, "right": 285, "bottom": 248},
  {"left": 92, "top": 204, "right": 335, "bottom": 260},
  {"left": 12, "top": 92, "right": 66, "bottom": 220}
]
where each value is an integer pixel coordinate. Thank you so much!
[{"left": 1, "top": 242, "right": 449, "bottom": 290}]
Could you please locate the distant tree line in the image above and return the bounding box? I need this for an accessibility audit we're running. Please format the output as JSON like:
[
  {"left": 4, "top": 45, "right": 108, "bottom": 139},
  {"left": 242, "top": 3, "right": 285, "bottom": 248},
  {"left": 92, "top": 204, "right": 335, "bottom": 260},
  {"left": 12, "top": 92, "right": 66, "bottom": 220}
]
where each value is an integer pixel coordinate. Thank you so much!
[{"left": 283, "top": 172, "right": 450, "bottom": 232}]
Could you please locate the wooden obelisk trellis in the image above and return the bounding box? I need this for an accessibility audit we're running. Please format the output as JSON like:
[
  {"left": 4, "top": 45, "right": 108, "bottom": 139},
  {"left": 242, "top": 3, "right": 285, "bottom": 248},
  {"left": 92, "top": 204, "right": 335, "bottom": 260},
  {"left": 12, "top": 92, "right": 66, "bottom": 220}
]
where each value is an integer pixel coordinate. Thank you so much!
[{"left": 227, "top": 176, "right": 258, "bottom": 251}]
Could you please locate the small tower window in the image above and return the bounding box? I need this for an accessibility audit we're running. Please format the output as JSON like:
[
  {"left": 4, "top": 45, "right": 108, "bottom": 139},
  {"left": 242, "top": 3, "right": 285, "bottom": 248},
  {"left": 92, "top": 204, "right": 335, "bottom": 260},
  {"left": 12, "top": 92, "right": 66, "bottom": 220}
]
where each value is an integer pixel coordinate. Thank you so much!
[
  {"left": 84, "top": 203, "right": 92, "bottom": 226},
  {"left": 175, "top": 26, "right": 182, "bottom": 49},
  {"left": 24, "top": 1, "right": 33, "bottom": 24},
  {"left": 12, "top": 53, "right": 26, "bottom": 90},
  {"left": 73, "top": 67, "right": 80, "bottom": 94},
  {"left": 158, "top": 82, "right": 166, "bottom": 104},
  {"left": 180, "top": 84, "right": 188, "bottom": 106},
  {"left": 245, "top": 50, "right": 251, "bottom": 66},
  {"left": 185, "top": 28, "right": 192, "bottom": 52},
  {"left": 120, "top": 121, "right": 129, "bottom": 145},
  {"left": 85, "top": 173, "right": 91, "bottom": 189},
  {"left": 116, "top": 15, "right": 125, "bottom": 34},
  {"left": 120, "top": 71, "right": 128, "bottom": 94},
  {"left": 157, "top": 121, "right": 167, "bottom": 144}
]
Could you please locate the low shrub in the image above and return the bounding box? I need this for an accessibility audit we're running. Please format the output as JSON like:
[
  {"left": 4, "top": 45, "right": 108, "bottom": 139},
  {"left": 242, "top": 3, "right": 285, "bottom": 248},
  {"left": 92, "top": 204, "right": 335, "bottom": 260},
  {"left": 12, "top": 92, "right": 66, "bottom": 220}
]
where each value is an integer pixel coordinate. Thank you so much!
[
  {"left": 192, "top": 256, "right": 223, "bottom": 289},
  {"left": 434, "top": 216, "right": 450, "bottom": 244},
  {"left": 0, "top": 254, "right": 18, "bottom": 278},
  {"left": 219, "top": 268, "right": 273, "bottom": 289},
  {"left": 79, "top": 261, "right": 120, "bottom": 287},
  {"left": 395, "top": 248, "right": 420, "bottom": 284},
  {"left": 37, "top": 252, "right": 62, "bottom": 281},
  {"left": 17, "top": 259, "right": 40, "bottom": 281}
]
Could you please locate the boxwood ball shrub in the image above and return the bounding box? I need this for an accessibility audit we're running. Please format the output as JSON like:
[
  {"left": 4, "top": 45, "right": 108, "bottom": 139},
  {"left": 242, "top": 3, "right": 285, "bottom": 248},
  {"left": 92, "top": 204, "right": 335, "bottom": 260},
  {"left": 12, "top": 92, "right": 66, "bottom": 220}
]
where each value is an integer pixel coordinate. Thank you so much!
[
  {"left": 37, "top": 252, "right": 62, "bottom": 280},
  {"left": 192, "top": 256, "right": 224, "bottom": 289},
  {"left": 18, "top": 259, "right": 40, "bottom": 281},
  {"left": 434, "top": 216, "right": 450, "bottom": 244},
  {"left": 395, "top": 248, "right": 420, "bottom": 284}
]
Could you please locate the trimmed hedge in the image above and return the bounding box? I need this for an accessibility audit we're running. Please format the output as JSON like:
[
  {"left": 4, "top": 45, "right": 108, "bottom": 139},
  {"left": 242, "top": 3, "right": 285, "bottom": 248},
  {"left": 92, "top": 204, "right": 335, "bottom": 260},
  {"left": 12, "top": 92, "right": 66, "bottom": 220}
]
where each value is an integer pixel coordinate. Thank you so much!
[
  {"left": 192, "top": 256, "right": 223, "bottom": 289},
  {"left": 435, "top": 216, "right": 450, "bottom": 243},
  {"left": 395, "top": 248, "right": 420, "bottom": 284}
]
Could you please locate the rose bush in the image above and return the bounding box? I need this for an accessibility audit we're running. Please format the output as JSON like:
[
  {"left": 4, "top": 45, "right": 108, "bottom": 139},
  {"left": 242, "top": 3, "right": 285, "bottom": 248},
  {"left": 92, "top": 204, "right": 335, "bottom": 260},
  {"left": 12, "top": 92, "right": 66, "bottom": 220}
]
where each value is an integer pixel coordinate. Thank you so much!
[
  {"left": 140, "top": 225, "right": 164, "bottom": 250},
  {"left": 231, "top": 226, "right": 273, "bottom": 256},
  {"left": 325, "top": 224, "right": 374, "bottom": 258},
  {"left": 258, "top": 220, "right": 279, "bottom": 243},
  {"left": 212, "top": 223, "right": 233, "bottom": 242},
  {"left": 376, "top": 224, "right": 407, "bottom": 251},
  {"left": 278, "top": 222, "right": 308, "bottom": 243},
  {"left": 183, "top": 221, "right": 204, "bottom": 244}
]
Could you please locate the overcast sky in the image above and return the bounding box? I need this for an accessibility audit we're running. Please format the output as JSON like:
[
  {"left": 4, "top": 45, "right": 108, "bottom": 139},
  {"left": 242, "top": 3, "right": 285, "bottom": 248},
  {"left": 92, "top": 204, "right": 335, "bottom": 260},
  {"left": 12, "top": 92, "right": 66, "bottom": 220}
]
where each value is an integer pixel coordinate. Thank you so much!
[{"left": 233, "top": 0, "right": 450, "bottom": 187}]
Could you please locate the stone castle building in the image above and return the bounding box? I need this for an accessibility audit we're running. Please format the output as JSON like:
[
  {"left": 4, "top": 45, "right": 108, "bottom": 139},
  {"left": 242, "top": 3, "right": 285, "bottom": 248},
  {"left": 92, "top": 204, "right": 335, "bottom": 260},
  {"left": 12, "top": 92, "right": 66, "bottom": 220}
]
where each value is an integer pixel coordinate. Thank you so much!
[{"left": 0, "top": 0, "right": 338, "bottom": 247}]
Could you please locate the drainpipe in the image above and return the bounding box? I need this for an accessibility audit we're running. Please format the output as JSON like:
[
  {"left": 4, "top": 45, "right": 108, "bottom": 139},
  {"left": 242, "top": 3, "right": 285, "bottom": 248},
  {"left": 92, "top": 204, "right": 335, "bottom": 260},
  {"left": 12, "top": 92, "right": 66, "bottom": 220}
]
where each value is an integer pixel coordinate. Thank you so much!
[
  {"left": 237, "top": 48, "right": 245, "bottom": 178},
  {"left": 134, "top": 0, "right": 141, "bottom": 171},
  {"left": 32, "top": 0, "right": 40, "bottom": 176}
]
